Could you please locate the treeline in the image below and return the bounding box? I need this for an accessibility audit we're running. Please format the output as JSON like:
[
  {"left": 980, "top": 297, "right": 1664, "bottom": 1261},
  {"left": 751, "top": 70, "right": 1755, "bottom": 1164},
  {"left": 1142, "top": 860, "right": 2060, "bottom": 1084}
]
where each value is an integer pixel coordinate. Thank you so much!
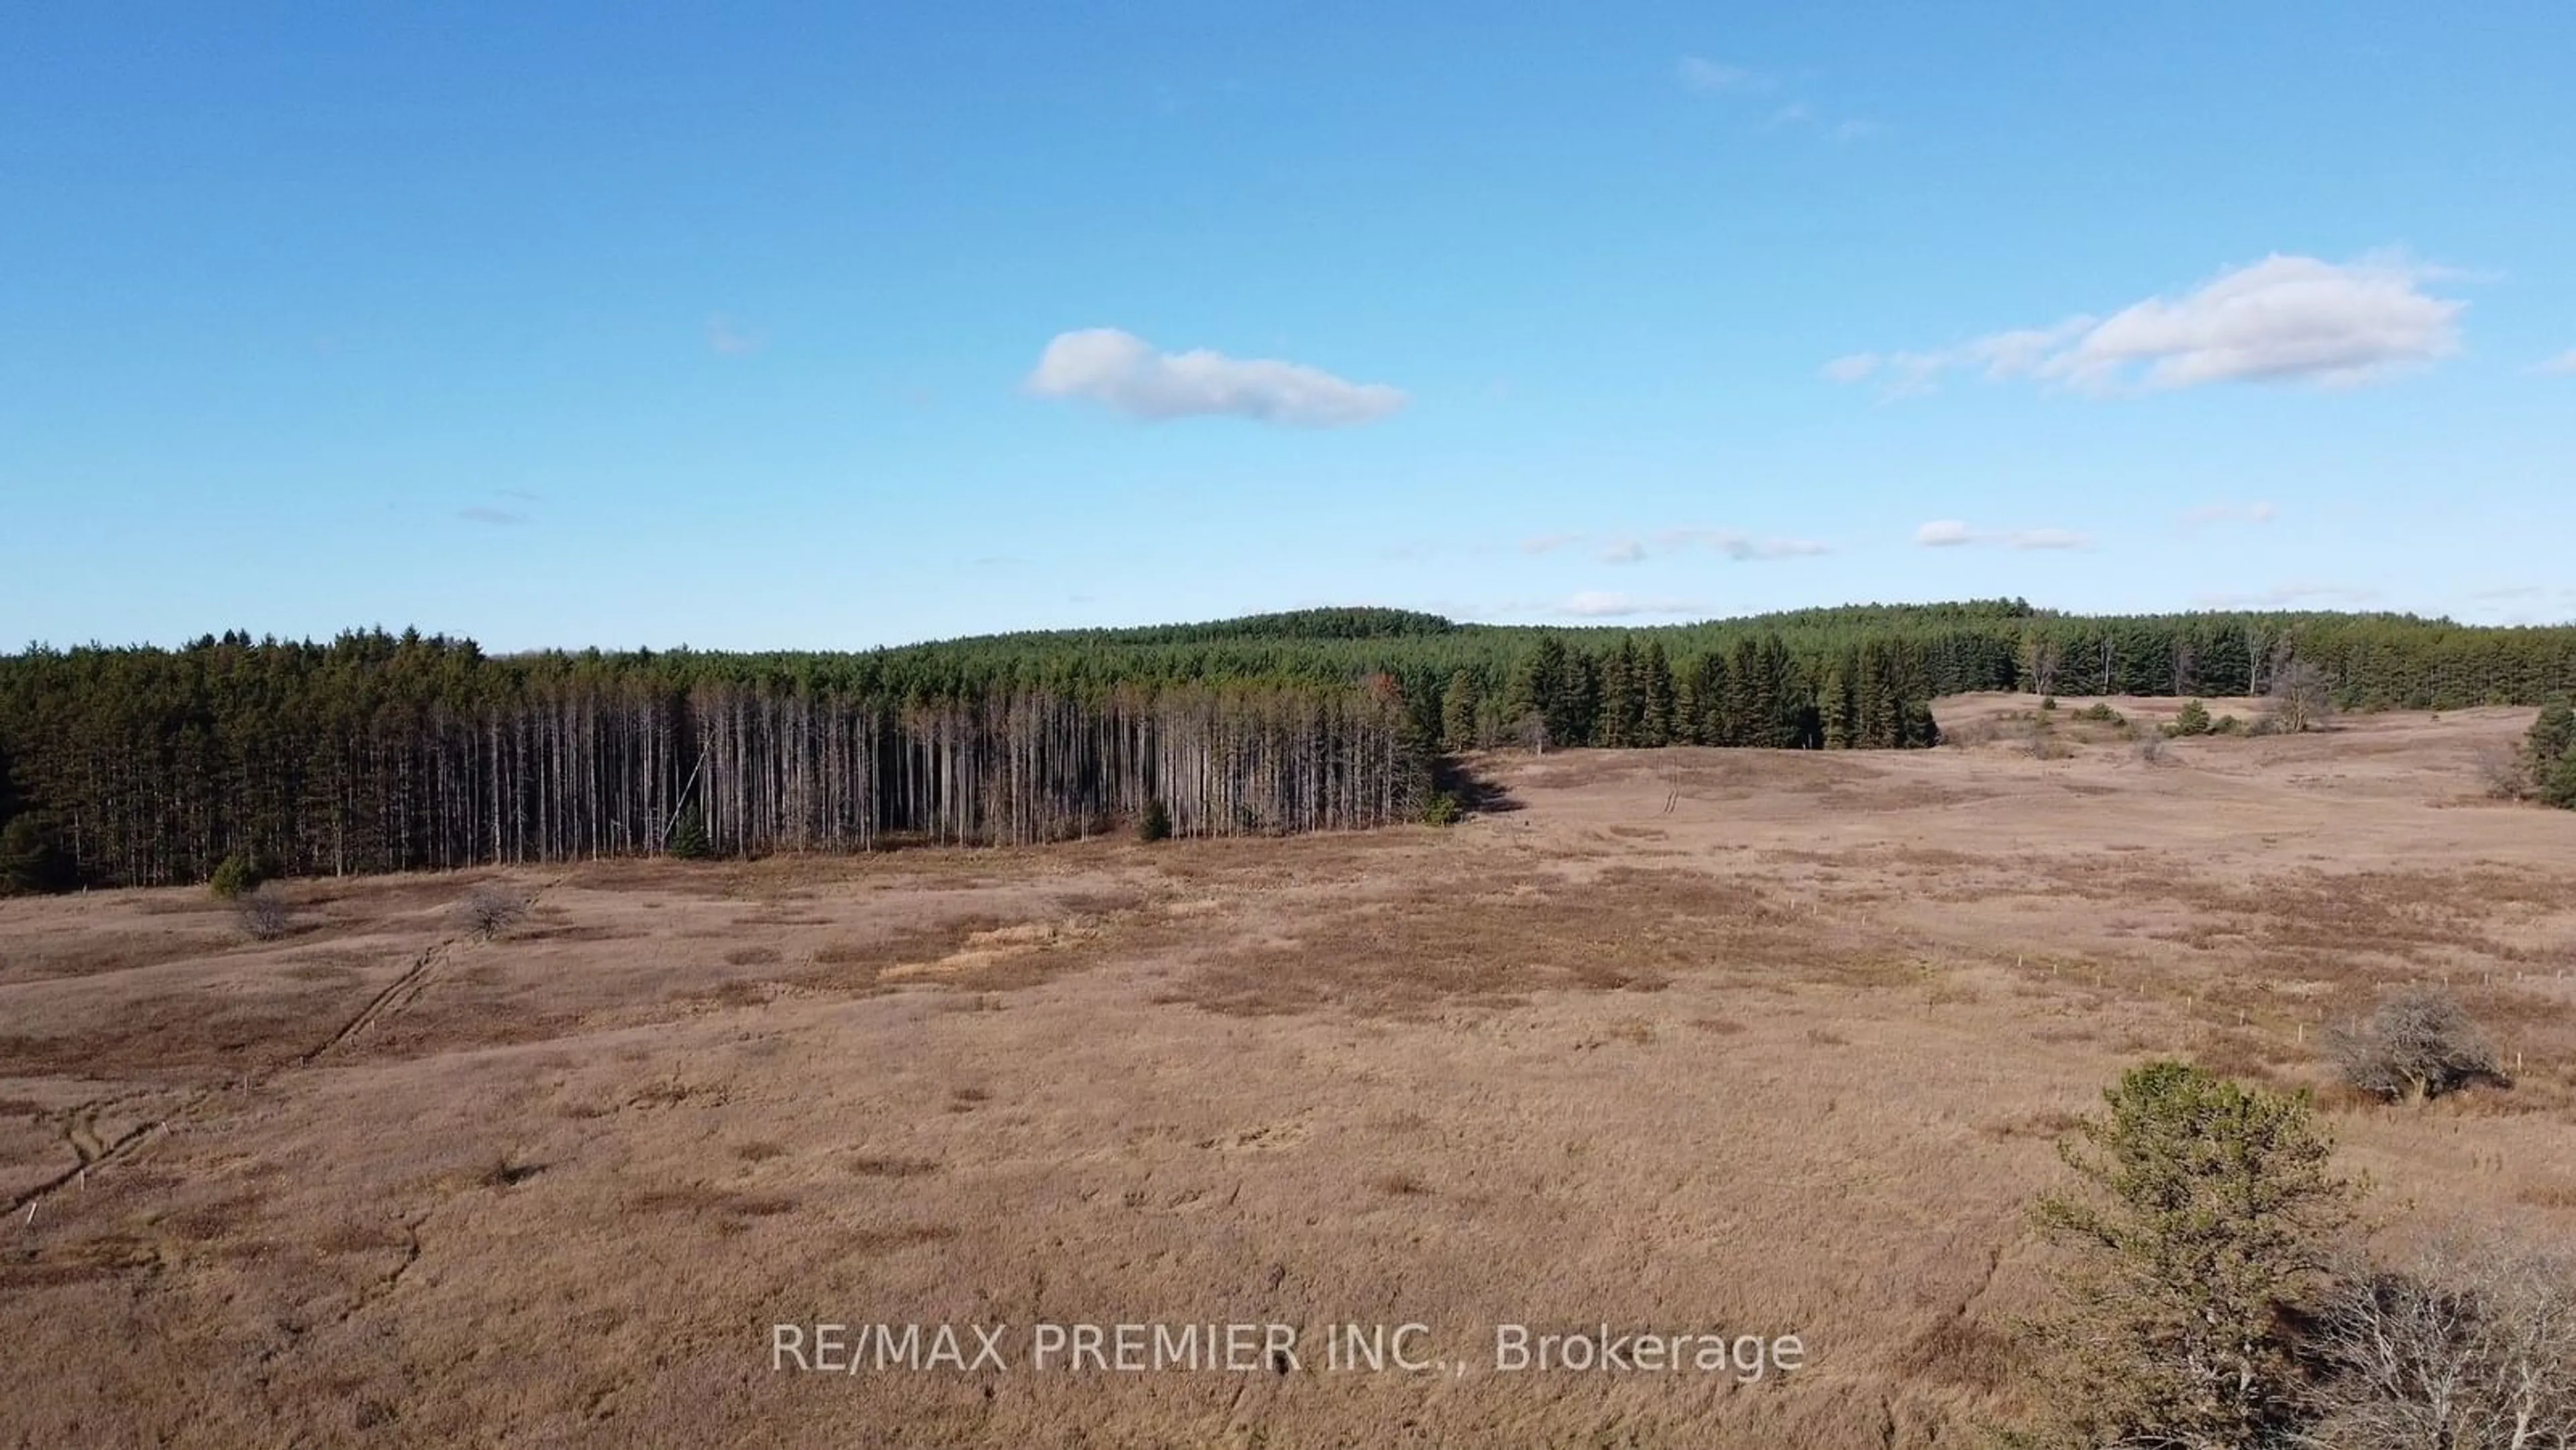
[
  {"left": 859, "top": 599, "right": 2576, "bottom": 714},
  {"left": 5, "top": 598, "right": 2571, "bottom": 889},
  {"left": 0, "top": 633, "right": 1429, "bottom": 889}
]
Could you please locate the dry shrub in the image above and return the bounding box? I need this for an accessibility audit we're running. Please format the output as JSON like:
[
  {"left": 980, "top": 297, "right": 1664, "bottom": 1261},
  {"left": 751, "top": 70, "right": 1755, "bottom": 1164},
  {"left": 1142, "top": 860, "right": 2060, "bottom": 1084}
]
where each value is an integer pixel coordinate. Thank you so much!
[
  {"left": 458, "top": 884, "right": 527, "bottom": 939},
  {"left": 1945, "top": 716, "right": 2002, "bottom": 748},
  {"left": 2306, "top": 1227, "right": 2576, "bottom": 1445},
  {"left": 2134, "top": 731, "right": 2170, "bottom": 767},
  {"left": 2471, "top": 742, "right": 2530, "bottom": 801},
  {"left": 235, "top": 887, "right": 294, "bottom": 942},
  {"left": 2022, "top": 719, "right": 2075, "bottom": 761},
  {"left": 2326, "top": 985, "right": 2507, "bottom": 1103}
]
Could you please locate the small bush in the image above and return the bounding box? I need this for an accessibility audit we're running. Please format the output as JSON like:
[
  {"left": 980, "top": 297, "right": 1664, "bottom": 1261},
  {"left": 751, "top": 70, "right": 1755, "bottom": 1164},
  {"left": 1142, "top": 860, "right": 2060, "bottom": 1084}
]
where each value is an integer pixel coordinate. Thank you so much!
[
  {"left": 209, "top": 852, "right": 266, "bottom": 899},
  {"left": 459, "top": 884, "right": 527, "bottom": 940},
  {"left": 1136, "top": 797, "right": 1173, "bottom": 843},
  {"left": 666, "top": 806, "right": 712, "bottom": 860},
  {"left": 1421, "top": 791, "right": 1462, "bottom": 827},
  {"left": 2473, "top": 742, "right": 2530, "bottom": 800},
  {"left": 2539, "top": 756, "right": 2576, "bottom": 811},
  {"left": 2528, "top": 698, "right": 2575, "bottom": 770},
  {"left": 2021, "top": 719, "right": 2073, "bottom": 760},
  {"left": 2532, "top": 701, "right": 2576, "bottom": 811},
  {"left": 2209, "top": 713, "right": 2245, "bottom": 736},
  {"left": 2171, "top": 699, "right": 2212, "bottom": 736},
  {"left": 2039, "top": 695, "right": 2059, "bottom": 712},
  {"left": 1945, "top": 717, "right": 2000, "bottom": 747},
  {"left": 2134, "top": 732, "right": 2169, "bottom": 767},
  {"left": 2326, "top": 985, "right": 2507, "bottom": 1103},
  {"left": 236, "top": 885, "right": 293, "bottom": 942},
  {"left": 2074, "top": 702, "right": 2125, "bottom": 725}
]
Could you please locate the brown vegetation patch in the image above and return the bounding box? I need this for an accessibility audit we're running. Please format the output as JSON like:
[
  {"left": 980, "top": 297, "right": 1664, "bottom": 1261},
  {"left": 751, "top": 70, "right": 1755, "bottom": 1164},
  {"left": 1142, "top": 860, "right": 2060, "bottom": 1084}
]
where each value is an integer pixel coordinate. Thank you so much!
[{"left": 1171, "top": 866, "right": 1843, "bottom": 1019}]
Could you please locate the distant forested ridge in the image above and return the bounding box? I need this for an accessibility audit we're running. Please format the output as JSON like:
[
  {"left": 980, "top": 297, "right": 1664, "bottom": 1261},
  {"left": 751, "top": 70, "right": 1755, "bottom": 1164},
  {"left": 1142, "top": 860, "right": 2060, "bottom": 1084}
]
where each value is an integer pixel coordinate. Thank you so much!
[{"left": 1, "top": 600, "right": 2569, "bottom": 889}]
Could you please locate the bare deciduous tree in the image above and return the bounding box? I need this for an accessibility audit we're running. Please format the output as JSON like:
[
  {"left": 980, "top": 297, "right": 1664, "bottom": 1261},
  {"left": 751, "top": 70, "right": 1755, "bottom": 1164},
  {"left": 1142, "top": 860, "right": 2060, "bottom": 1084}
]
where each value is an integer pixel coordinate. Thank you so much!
[
  {"left": 2326, "top": 985, "right": 2506, "bottom": 1104},
  {"left": 2304, "top": 1227, "right": 2576, "bottom": 1449},
  {"left": 2264, "top": 658, "right": 2338, "bottom": 734}
]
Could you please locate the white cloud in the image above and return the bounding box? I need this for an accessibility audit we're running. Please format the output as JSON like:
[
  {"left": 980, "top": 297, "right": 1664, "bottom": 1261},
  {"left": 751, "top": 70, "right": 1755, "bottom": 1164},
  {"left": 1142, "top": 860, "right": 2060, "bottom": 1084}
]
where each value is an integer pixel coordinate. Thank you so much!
[
  {"left": 1521, "top": 533, "right": 1582, "bottom": 555},
  {"left": 1027, "top": 328, "right": 1406, "bottom": 427},
  {"left": 2182, "top": 502, "right": 2278, "bottom": 526},
  {"left": 1599, "top": 538, "right": 1648, "bottom": 565},
  {"left": 1556, "top": 592, "right": 1702, "bottom": 619},
  {"left": 2538, "top": 349, "right": 2576, "bottom": 375},
  {"left": 1677, "top": 56, "right": 1765, "bottom": 92},
  {"left": 1915, "top": 520, "right": 2090, "bottom": 550},
  {"left": 1830, "top": 254, "right": 2466, "bottom": 397}
]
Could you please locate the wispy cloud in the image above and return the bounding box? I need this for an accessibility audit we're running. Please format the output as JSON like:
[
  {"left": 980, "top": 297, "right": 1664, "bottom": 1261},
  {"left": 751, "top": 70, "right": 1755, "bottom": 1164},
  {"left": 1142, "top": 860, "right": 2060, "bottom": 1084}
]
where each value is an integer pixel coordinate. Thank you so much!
[
  {"left": 2190, "top": 582, "right": 2381, "bottom": 608},
  {"left": 2182, "top": 501, "right": 2278, "bottom": 526},
  {"left": 1678, "top": 54, "right": 1876, "bottom": 145},
  {"left": 706, "top": 313, "right": 764, "bottom": 356},
  {"left": 2538, "top": 349, "right": 2576, "bottom": 375},
  {"left": 1676, "top": 55, "right": 1768, "bottom": 92},
  {"left": 1829, "top": 254, "right": 2466, "bottom": 398},
  {"left": 1027, "top": 328, "right": 1406, "bottom": 427},
  {"left": 1556, "top": 592, "right": 1704, "bottom": 619},
  {"left": 459, "top": 506, "right": 529, "bottom": 527},
  {"left": 1915, "top": 520, "right": 2091, "bottom": 551},
  {"left": 1534, "top": 528, "right": 1829, "bottom": 565},
  {"left": 1657, "top": 526, "right": 1830, "bottom": 561}
]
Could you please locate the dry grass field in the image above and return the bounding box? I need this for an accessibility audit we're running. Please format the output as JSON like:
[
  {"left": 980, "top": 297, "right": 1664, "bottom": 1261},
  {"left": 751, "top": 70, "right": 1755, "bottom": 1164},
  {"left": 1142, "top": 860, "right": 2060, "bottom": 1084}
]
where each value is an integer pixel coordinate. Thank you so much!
[{"left": 4, "top": 696, "right": 2573, "bottom": 1448}]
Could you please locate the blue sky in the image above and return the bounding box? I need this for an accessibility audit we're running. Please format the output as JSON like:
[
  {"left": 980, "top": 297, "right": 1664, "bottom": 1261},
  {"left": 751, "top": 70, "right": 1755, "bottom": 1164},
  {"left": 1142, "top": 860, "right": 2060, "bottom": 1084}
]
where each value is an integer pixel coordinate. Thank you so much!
[{"left": 5, "top": 2, "right": 2573, "bottom": 651}]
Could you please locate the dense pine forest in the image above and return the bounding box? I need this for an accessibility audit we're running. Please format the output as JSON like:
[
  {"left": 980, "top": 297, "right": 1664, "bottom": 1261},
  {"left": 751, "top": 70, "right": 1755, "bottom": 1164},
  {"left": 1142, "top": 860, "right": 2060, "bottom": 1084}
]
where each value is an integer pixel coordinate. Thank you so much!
[{"left": 3, "top": 599, "right": 2573, "bottom": 890}]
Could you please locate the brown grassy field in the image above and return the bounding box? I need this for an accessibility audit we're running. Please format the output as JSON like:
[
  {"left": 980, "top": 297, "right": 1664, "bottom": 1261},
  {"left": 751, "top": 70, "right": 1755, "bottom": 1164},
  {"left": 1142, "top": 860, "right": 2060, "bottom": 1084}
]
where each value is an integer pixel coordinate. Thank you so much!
[{"left": 4, "top": 696, "right": 2573, "bottom": 1447}]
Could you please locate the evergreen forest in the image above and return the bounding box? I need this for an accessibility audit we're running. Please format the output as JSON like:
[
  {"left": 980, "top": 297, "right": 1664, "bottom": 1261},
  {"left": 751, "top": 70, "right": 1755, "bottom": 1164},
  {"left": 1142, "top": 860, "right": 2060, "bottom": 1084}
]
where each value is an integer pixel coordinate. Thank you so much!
[{"left": 3, "top": 599, "right": 2571, "bottom": 889}]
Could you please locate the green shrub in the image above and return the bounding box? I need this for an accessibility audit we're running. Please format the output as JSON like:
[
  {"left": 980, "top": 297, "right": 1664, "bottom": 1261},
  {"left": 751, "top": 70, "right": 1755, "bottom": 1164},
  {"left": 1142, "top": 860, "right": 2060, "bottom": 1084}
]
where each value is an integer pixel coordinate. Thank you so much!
[
  {"left": 666, "top": 806, "right": 711, "bottom": 860},
  {"left": 1421, "top": 791, "right": 1462, "bottom": 827},
  {"left": 2039, "top": 695, "right": 2059, "bottom": 712},
  {"left": 209, "top": 852, "right": 266, "bottom": 899},
  {"left": 1136, "top": 797, "right": 1173, "bottom": 843},
  {"left": 2541, "top": 756, "right": 2576, "bottom": 811},
  {"left": 2209, "top": 713, "right": 2245, "bottom": 736},
  {"left": 2530, "top": 698, "right": 2575, "bottom": 773},
  {"left": 2074, "top": 702, "right": 2123, "bottom": 725},
  {"left": 2172, "top": 700, "right": 2212, "bottom": 736}
]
